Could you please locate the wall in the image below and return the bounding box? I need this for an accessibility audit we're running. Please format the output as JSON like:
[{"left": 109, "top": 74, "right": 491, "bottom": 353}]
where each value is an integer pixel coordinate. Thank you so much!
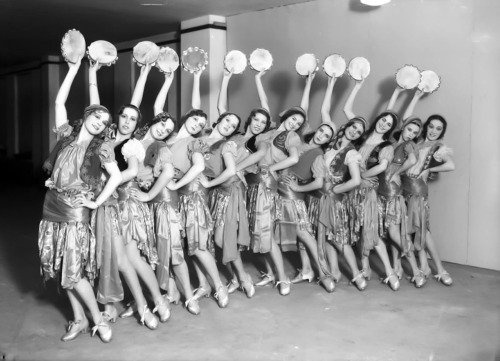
[{"left": 225, "top": 0, "right": 500, "bottom": 270}]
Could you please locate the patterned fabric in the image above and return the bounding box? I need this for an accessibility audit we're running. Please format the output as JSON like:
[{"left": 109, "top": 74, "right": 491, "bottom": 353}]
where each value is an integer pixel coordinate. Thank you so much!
[
  {"left": 377, "top": 194, "right": 411, "bottom": 255},
  {"left": 402, "top": 175, "right": 430, "bottom": 251}
]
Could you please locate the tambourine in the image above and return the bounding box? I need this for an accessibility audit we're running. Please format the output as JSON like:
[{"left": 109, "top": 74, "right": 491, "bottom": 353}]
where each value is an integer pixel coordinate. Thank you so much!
[
  {"left": 295, "top": 54, "right": 319, "bottom": 77},
  {"left": 155, "top": 47, "right": 179, "bottom": 73},
  {"left": 417, "top": 70, "right": 441, "bottom": 93},
  {"left": 395, "top": 65, "right": 421, "bottom": 89},
  {"left": 181, "top": 47, "right": 208, "bottom": 73},
  {"left": 61, "top": 29, "right": 86, "bottom": 64},
  {"left": 224, "top": 50, "right": 247, "bottom": 74},
  {"left": 133, "top": 41, "right": 160, "bottom": 66},
  {"left": 249, "top": 48, "right": 273, "bottom": 72},
  {"left": 87, "top": 40, "right": 118, "bottom": 66},
  {"left": 348, "top": 57, "right": 371, "bottom": 80},
  {"left": 322, "top": 54, "right": 347, "bottom": 78}
]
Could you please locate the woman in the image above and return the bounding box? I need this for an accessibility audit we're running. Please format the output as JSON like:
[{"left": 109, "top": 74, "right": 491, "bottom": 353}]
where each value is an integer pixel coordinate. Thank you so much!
[
  {"left": 215, "top": 68, "right": 272, "bottom": 295},
  {"left": 165, "top": 69, "right": 229, "bottom": 308},
  {"left": 39, "top": 57, "right": 113, "bottom": 342},
  {"left": 403, "top": 109, "right": 455, "bottom": 286},
  {"left": 90, "top": 63, "right": 169, "bottom": 327},
  {"left": 344, "top": 78, "right": 400, "bottom": 290}
]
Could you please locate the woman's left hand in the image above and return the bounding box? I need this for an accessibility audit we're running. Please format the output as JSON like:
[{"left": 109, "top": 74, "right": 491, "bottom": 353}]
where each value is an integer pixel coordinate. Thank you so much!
[
  {"left": 417, "top": 169, "right": 430, "bottom": 183},
  {"left": 167, "top": 180, "right": 178, "bottom": 191},
  {"left": 71, "top": 194, "right": 98, "bottom": 209},
  {"left": 198, "top": 174, "right": 211, "bottom": 188},
  {"left": 281, "top": 175, "right": 299, "bottom": 191},
  {"left": 130, "top": 188, "right": 150, "bottom": 202}
]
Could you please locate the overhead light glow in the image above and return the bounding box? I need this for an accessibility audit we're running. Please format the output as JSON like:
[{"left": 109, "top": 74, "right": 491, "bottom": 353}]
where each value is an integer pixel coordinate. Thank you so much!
[{"left": 360, "top": 0, "right": 391, "bottom": 6}]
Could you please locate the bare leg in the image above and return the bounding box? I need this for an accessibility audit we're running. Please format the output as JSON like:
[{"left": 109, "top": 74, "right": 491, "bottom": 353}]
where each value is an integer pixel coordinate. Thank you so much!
[
  {"left": 172, "top": 262, "right": 194, "bottom": 300},
  {"left": 72, "top": 279, "right": 103, "bottom": 325},
  {"left": 424, "top": 231, "right": 446, "bottom": 274},
  {"left": 66, "top": 289, "right": 87, "bottom": 321}
]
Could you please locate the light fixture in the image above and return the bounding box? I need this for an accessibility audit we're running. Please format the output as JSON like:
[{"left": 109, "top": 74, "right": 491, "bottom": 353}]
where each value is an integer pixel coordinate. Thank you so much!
[{"left": 360, "top": 0, "right": 391, "bottom": 6}]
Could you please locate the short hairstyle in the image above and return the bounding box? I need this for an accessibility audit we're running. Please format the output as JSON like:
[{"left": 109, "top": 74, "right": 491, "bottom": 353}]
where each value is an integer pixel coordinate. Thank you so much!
[{"left": 421, "top": 114, "right": 447, "bottom": 141}]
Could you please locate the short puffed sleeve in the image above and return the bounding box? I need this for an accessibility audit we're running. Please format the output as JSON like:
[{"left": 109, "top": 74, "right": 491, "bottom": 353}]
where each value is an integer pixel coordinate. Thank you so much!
[
  {"left": 379, "top": 145, "right": 394, "bottom": 162},
  {"left": 98, "top": 142, "right": 116, "bottom": 166},
  {"left": 344, "top": 149, "right": 362, "bottom": 165},
  {"left": 433, "top": 145, "right": 453, "bottom": 162},
  {"left": 403, "top": 142, "right": 417, "bottom": 157},
  {"left": 187, "top": 139, "right": 210, "bottom": 161},
  {"left": 153, "top": 146, "right": 173, "bottom": 177},
  {"left": 285, "top": 131, "right": 302, "bottom": 151},
  {"left": 221, "top": 141, "right": 238, "bottom": 158},
  {"left": 121, "top": 138, "right": 146, "bottom": 163},
  {"left": 52, "top": 123, "right": 73, "bottom": 140},
  {"left": 311, "top": 155, "right": 327, "bottom": 179}
]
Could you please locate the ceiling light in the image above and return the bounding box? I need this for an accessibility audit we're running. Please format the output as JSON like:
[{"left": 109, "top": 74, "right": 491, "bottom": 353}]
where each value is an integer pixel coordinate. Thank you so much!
[{"left": 360, "top": 0, "right": 391, "bottom": 6}]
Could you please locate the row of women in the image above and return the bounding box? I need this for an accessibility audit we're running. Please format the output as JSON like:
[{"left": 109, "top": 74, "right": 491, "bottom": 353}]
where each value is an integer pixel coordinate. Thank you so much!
[{"left": 38, "top": 55, "right": 455, "bottom": 343}]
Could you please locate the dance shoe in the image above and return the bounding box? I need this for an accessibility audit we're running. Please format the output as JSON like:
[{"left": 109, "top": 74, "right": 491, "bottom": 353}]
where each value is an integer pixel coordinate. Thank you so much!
[
  {"left": 255, "top": 272, "right": 275, "bottom": 287},
  {"left": 332, "top": 270, "right": 342, "bottom": 284},
  {"left": 153, "top": 295, "right": 171, "bottom": 322},
  {"left": 240, "top": 274, "right": 256, "bottom": 298},
  {"left": 421, "top": 267, "right": 432, "bottom": 279},
  {"left": 192, "top": 285, "right": 212, "bottom": 301},
  {"left": 411, "top": 271, "right": 427, "bottom": 288},
  {"left": 318, "top": 276, "right": 335, "bottom": 293},
  {"left": 214, "top": 285, "right": 229, "bottom": 308},
  {"left": 291, "top": 269, "right": 315, "bottom": 284},
  {"left": 226, "top": 278, "right": 240, "bottom": 294},
  {"left": 361, "top": 266, "right": 372, "bottom": 281},
  {"left": 91, "top": 319, "right": 112, "bottom": 343},
  {"left": 140, "top": 305, "right": 159, "bottom": 330},
  {"left": 166, "top": 289, "right": 181, "bottom": 305},
  {"left": 275, "top": 279, "right": 291, "bottom": 296},
  {"left": 61, "top": 318, "right": 89, "bottom": 342},
  {"left": 101, "top": 307, "right": 118, "bottom": 323},
  {"left": 394, "top": 265, "right": 404, "bottom": 280},
  {"left": 185, "top": 297, "right": 200, "bottom": 315},
  {"left": 119, "top": 301, "right": 136, "bottom": 319},
  {"left": 351, "top": 272, "right": 367, "bottom": 291},
  {"left": 383, "top": 272, "right": 401, "bottom": 291},
  {"left": 434, "top": 270, "right": 453, "bottom": 286}
]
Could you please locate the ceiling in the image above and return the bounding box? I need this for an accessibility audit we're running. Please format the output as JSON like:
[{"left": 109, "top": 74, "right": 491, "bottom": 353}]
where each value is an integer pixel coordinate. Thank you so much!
[{"left": 0, "top": 0, "right": 313, "bottom": 69}]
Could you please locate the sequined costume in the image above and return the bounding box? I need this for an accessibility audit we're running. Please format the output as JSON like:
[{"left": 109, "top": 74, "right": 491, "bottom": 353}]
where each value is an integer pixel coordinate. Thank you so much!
[
  {"left": 349, "top": 140, "right": 393, "bottom": 255},
  {"left": 402, "top": 140, "right": 452, "bottom": 250}
]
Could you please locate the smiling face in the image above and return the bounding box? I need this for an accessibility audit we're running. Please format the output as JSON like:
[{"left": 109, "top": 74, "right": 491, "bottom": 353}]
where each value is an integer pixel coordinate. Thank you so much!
[
  {"left": 249, "top": 112, "right": 268, "bottom": 135},
  {"left": 283, "top": 113, "right": 305, "bottom": 132},
  {"left": 118, "top": 107, "right": 139, "bottom": 136},
  {"left": 312, "top": 125, "right": 334, "bottom": 145},
  {"left": 184, "top": 114, "right": 207, "bottom": 136},
  {"left": 375, "top": 114, "right": 395, "bottom": 135},
  {"left": 345, "top": 121, "right": 364, "bottom": 141},
  {"left": 217, "top": 114, "right": 239, "bottom": 137},
  {"left": 84, "top": 110, "right": 111, "bottom": 136},
  {"left": 150, "top": 118, "right": 175, "bottom": 141},
  {"left": 426, "top": 119, "right": 444, "bottom": 141},
  {"left": 401, "top": 123, "right": 421, "bottom": 142}
]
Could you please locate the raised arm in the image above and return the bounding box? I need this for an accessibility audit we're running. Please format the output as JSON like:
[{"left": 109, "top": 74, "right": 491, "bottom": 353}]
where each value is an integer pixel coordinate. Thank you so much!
[
  {"left": 55, "top": 57, "right": 82, "bottom": 130},
  {"left": 130, "top": 64, "right": 152, "bottom": 108},
  {"left": 88, "top": 60, "right": 102, "bottom": 105},
  {"left": 402, "top": 89, "right": 424, "bottom": 121},
  {"left": 343, "top": 78, "right": 365, "bottom": 121},
  {"left": 300, "top": 72, "right": 315, "bottom": 116},
  {"left": 386, "top": 87, "right": 404, "bottom": 112},
  {"left": 154, "top": 71, "right": 174, "bottom": 116},
  {"left": 217, "top": 69, "right": 233, "bottom": 115},
  {"left": 320, "top": 76, "right": 338, "bottom": 132},
  {"left": 191, "top": 68, "right": 204, "bottom": 110},
  {"left": 255, "top": 70, "right": 270, "bottom": 113}
]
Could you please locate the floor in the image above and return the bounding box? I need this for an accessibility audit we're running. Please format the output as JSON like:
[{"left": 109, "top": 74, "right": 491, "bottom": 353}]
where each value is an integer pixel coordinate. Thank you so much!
[{"left": 0, "top": 182, "right": 499, "bottom": 361}]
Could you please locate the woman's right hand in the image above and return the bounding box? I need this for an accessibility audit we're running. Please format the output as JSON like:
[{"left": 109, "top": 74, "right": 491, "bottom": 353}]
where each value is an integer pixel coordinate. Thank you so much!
[{"left": 89, "top": 59, "right": 102, "bottom": 72}]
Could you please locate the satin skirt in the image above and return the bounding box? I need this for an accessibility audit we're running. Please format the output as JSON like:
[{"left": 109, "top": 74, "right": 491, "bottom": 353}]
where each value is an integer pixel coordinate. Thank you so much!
[
  {"left": 378, "top": 194, "right": 412, "bottom": 255},
  {"left": 402, "top": 176, "right": 430, "bottom": 251},
  {"left": 38, "top": 189, "right": 96, "bottom": 289},
  {"left": 349, "top": 186, "right": 381, "bottom": 256}
]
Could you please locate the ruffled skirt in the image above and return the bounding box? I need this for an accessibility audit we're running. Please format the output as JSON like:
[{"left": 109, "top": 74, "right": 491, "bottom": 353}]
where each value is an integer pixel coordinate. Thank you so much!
[
  {"left": 274, "top": 196, "right": 313, "bottom": 252},
  {"left": 349, "top": 187, "right": 381, "bottom": 256},
  {"left": 378, "top": 194, "right": 411, "bottom": 255}
]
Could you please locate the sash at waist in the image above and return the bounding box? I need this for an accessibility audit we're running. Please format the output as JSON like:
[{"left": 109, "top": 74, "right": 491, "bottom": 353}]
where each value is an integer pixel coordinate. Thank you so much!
[
  {"left": 150, "top": 187, "right": 179, "bottom": 206},
  {"left": 245, "top": 172, "right": 277, "bottom": 190},
  {"left": 378, "top": 178, "right": 402, "bottom": 197},
  {"left": 117, "top": 181, "right": 141, "bottom": 202},
  {"left": 178, "top": 180, "right": 209, "bottom": 197},
  {"left": 401, "top": 175, "right": 428, "bottom": 197},
  {"left": 277, "top": 174, "right": 307, "bottom": 201},
  {"left": 42, "top": 189, "right": 90, "bottom": 223}
]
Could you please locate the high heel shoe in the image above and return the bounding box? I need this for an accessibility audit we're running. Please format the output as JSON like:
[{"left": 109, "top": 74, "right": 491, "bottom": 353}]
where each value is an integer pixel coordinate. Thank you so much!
[
  {"left": 351, "top": 272, "right": 367, "bottom": 291},
  {"left": 255, "top": 272, "right": 275, "bottom": 287},
  {"left": 275, "top": 279, "right": 291, "bottom": 296},
  {"left": 192, "top": 285, "right": 212, "bottom": 301},
  {"left": 92, "top": 319, "right": 112, "bottom": 343},
  {"left": 153, "top": 295, "right": 171, "bottom": 322},
  {"left": 240, "top": 274, "right": 255, "bottom": 298},
  {"left": 61, "top": 318, "right": 89, "bottom": 342},
  {"left": 185, "top": 297, "right": 200, "bottom": 315},
  {"left": 361, "top": 266, "right": 372, "bottom": 281},
  {"left": 140, "top": 305, "right": 159, "bottom": 330},
  {"left": 119, "top": 300, "right": 136, "bottom": 319},
  {"left": 434, "top": 270, "right": 453, "bottom": 286},
  {"left": 102, "top": 307, "right": 118, "bottom": 323},
  {"left": 332, "top": 270, "right": 342, "bottom": 284},
  {"left": 421, "top": 267, "right": 432, "bottom": 279},
  {"left": 291, "top": 269, "right": 315, "bottom": 284},
  {"left": 318, "top": 276, "right": 335, "bottom": 293},
  {"left": 166, "top": 292, "right": 181, "bottom": 305},
  {"left": 394, "top": 265, "right": 404, "bottom": 280},
  {"left": 383, "top": 272, "right": 400, "bottom": 291},
  {"left": 214, "top": 285, "right": 229, "bottom": 308},
  {"left": 226, "top": 278, "right": 240, "bottom": 294}
]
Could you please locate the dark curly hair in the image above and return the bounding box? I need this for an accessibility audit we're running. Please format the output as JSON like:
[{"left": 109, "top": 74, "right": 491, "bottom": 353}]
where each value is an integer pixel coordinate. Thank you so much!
[
  {"left": 303, "top": 124, "right": 335, "bottom": 150},
  {"left": 133, "top": 111, "right": 176, "bottom": 142},
  {"left": 244, "top": 108, "right": 271, "bottom": 134},
  {"left": 359, "top": 111, "right": 398, "bottom": 143},
  {"left": 421, "top": 114, "right": 447, "bottom": 141},
  {"left": 278, "top": 106, "right": 307, "bottom": 132},
  {"left": 328, "top": 117, "right": 366, "bottom": 150},
  {"left": 212, "top": 112, "right": 242, "bottom": 139}
]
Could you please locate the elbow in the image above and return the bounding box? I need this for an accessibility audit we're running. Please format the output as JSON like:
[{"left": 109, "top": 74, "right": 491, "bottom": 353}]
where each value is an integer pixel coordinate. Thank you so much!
[
  {"left": 352, "top": 177, "right": 361, "bottom": 187},
  {"left": 289, "top": 155, "right": 299, "bottom": 165}
]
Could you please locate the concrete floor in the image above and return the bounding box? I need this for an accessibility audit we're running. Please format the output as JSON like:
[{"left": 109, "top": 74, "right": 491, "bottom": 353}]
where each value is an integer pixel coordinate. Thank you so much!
[{"left": 0, "top": 183, "right": 499, "bottom": 361}]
